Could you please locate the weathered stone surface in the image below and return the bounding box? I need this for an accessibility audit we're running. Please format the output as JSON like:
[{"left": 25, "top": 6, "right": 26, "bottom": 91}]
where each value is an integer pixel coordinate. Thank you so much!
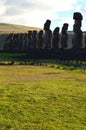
[
  {"left": 44, "top": 20, "right": 52, "bottom": 48},
  {"left": 37, "top": 30, "right": 44, "bottom": 48},
  {"left": 60, "top": 23, "right": 69, "bottom": 48},
  {"left": 72, "top": 12, "right": 83, "bottom": 48},
  {"left": 73, "top": 12, "right": 83, "bottom": 20},
  {"left": 31, "top": 30, "right": 37, "bottom": 48},
  {"left": 52, "top": 27, "right": 60, "bottom": 48}
]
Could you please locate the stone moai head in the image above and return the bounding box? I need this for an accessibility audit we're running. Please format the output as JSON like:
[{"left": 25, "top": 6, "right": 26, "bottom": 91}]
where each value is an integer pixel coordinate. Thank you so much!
[
  {"left": 73, "top": 12, "right": 83, "bottom": 20},
  {"left": 53, "top": 27, "right": 60, "bottom": 35},
  {"left": 32, "top": 30, "right": 37, "bottom": 36},
  {"left": 44, "top": 19, "right": 51, "bottom": 31},
  {"left": 63, "top": 23, "right": 69, "bottom": 30},
  {"left": 28, "top": 31, "right": 32, "bottom": 35},
  {"left": 73, "top": 12, "right": 83, "bottom": 27},
  {"left": 62, "top": 23, "right": 69, "bottom": 34},
  {"left": 38, "top": 30, "right": 43, "bottom": 35}
]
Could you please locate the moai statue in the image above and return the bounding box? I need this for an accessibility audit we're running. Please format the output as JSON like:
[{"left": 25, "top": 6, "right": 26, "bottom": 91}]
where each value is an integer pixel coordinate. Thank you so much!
[
  {"left": 21, "top": 33, "right": 25, "bottom": 50},
  {"left": 31, "top": 30, "right": 37, "bottom": 48},
  {"left": 12, "top": 33, "right": 17, "bottom": 50},
  {"left": 37, "top": 30, "right": 44, "bottom": 49},
  {"left": 24, "top": 33, "right": 28, "bottom": 49},
  {"left": 22, "top": 33, "right": 28, "bottom": 49},
  {"left": 6, "top": 33, "right": 10, "bottom": 50},
  {"left": 4, "top": 33, "right": 13, "bottom": 50},
  {"left": 19, "top": 33, "right": 24, "bottom": 49},
  {"left": 43, "top": 19, "right": 52, "bottom": 49},
  {"left": 52, "top": 27, "right": 60, "bottom": 49},
  {"left": 60, "top": 23, "right": 69, "bottom": 49},
  {"left": 18, "top": 33, "right": 22, "bottom": 49},
  {"left": 28, "top": 31, "right": 32, "bottom": 48},
  {"left": 72, "top": 12, "right": 83, "bottom": 48},
  {"left": 84, "top": 33, "right": 86, "bottom": 48},
  {"left": 16, "top": 33, "right": 21, "bottom": 50}
]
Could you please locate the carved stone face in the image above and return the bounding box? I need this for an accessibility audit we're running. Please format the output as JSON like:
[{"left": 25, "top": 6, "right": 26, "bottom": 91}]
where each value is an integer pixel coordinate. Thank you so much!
[
  {"left": 73, "top": 12, "right": 83, "bottom": 20},
  {"left": 44, "top": 20, "right": 51, "bottom": 31},
  {"left": 44, "top": 23, "right": 49, "bottom": 31},
  {"left": 53, "top": 27, "right": 59, "bottom": 34},
  {"left": 39, "top": 30, "right": 43, "bottom": 35},
  {"left": 63, "top": 23, "right": 69, "bottom": 30}
]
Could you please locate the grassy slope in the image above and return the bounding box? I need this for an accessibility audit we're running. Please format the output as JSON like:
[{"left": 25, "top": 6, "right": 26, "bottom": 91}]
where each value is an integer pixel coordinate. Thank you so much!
[
  {"left": 0, "top": 23, "right": 41, "bottom": 34},
  {"left": 0, "top": 53, "right": 86, "bottom": 130}
]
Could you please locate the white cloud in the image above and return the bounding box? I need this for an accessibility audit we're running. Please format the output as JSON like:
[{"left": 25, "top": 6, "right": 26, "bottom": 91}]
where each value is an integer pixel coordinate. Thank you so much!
[
  {"left": 0, "top": 1, "right": 6, "bottom": 15},
  {"left": 0, "top": 0, "right": 86, "bottom": 31}
]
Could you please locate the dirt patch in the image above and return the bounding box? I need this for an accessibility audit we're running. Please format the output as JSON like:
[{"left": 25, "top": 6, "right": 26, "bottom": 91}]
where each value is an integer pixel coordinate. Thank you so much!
[{"left": 75, "top": 79, "right": 86, "bottom": 82}]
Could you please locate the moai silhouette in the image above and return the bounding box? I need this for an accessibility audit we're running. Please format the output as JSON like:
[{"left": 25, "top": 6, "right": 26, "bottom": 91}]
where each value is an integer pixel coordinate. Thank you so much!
[
  {"left": 12, "top": 33, "right": 17, "bottom": 49},
  {"left": 52, "top": 27, "right": 60, "bottom": 49},
  {"left": 15, "top": 33, "right": 20, "bottom": 49},
  {"left": 37, "top": 30, "right": 44, "bottom": 49},
  {"left": 31, "top": 30, "right": 37, "bottom": 48},
  {"left": 60, "top": 23, "right": 69, "bottom": 49},
  {"left": 18, "top": 34, "right": 21, "bottom": 50},
  {"left": 19, "top": 33, "right": 24, "bottom": 49},
  {"left": 28, "top": 31, "right": 32, "bottom": 48},
  {"left": 23, "top": 33, "right": 28, "bottom": 49},
  {"left": 4, "top": 33, "right": 13, "bottom": 50},
  {"left": 43, "top": 20, "right": 52, "bottom": 49},
  {"left": 84, "top": 33, "right": 86, "bottom": 48},
  {"left": 5, "top": 33, "right": 9, "bottom": 50},
  {"left": 72, "top": 12, "right": 83, "bottom": 48}
]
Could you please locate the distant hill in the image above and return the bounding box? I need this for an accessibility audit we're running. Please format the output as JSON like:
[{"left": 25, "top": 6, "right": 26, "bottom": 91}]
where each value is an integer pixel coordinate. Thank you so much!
[{"left": 0, "top": 23, "right": 42, "bottom": 34}]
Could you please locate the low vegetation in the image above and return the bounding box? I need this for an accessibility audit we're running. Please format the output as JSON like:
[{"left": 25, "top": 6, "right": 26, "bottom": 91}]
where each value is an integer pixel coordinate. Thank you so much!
[
  {"left": 0, "top": 23, "right": 41, "bottom": 34},
  {"left": 0, "top": 52, "right": 86, "bottom": 130}
]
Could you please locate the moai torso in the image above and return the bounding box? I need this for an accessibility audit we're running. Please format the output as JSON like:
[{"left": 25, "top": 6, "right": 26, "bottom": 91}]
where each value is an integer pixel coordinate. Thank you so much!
[
  {"left": 4, "top": 33, "right": 13, "bottom": 50},
  {"left": 16, "top": 33, "right": 21, "bottom": 49},
  {"left": 84, "top": 33, "right": 86, "bottom": 48},
  {"left": 44, "top": 20, "right": 52, "bottom": 49},
  {"left": 52, "top": 27, "right": 60, "bottom": 49},
  {"left": 31, "top": 30, "right": 37, "bottom": 48},
  {"left": 37, "top": 30, "right": 44, "bottom": 49},
  {"left": 28, "top": 31, "right": 32, "bottom": 48},
  {"left": 19, "top": 33, "right": 24, "bottom": 49},
  {"left": 60, "top": 23, "right": 69, "bottom": 49},
  {"left": 24, "top": 33, "right": 28, "bottom": 49}
]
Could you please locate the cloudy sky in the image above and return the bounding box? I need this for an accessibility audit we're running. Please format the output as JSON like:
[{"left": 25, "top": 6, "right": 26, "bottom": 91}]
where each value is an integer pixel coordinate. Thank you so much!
[{"left": 0, "top": 0, "right": 86, "bottom": 31}]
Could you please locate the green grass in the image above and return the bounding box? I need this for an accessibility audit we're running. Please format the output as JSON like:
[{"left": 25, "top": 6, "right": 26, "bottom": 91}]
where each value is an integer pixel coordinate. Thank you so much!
[
  {"left": 0, "top": 63, "right": 86, "bottom": 130},
  {"left": 0, "top": 52, "right": 26, "bottom": 62}
]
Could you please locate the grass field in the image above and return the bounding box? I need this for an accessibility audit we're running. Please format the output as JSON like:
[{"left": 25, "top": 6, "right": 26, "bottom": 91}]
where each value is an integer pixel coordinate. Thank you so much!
[{"left": 0, "top": 53, "right": 86, "bottom": 130}]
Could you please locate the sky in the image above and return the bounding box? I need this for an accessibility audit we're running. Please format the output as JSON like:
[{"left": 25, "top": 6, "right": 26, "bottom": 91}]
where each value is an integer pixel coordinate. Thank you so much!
[{"left": 0, "top": 0, "right": 86, "bottom": 32}]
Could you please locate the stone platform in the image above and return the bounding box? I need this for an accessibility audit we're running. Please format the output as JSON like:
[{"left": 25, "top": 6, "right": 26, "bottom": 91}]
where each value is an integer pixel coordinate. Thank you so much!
[{"left": 25, "top": 48, "right": 86, "bottom": 61}]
